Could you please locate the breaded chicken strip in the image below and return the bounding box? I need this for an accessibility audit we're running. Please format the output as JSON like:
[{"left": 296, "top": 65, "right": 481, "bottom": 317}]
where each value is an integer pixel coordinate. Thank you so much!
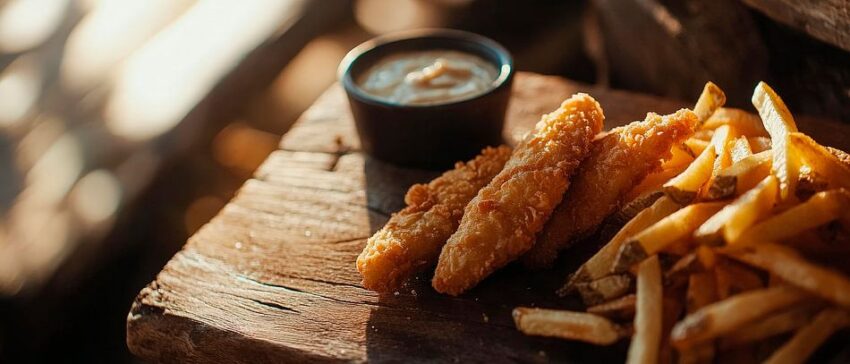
[
  {"left": 522, "top": 109, "right": 698, "bottom": 269},
  {"left": 432, "top": 94, "right": 605, "bottom": 295},
  {"left": 357, "top": 145, "right": 512, "bottom": 292}
]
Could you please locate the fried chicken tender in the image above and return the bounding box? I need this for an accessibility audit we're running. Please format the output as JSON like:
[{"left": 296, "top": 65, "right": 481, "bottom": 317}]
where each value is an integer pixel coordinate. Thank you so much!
[
  {"left": 432, "top": 94, "right": 605, "bottom": 295},
  {"left": 522, "top": 109, "right": 699, "bottom": 269},
  {"left": 357, "top": 145, "right": 512, "bottom": 292}
]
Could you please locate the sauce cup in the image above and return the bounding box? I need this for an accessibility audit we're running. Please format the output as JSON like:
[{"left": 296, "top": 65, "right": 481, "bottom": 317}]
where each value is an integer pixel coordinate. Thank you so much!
[{"left": 338, "top": 29, "right": 513, "bottom": 169}]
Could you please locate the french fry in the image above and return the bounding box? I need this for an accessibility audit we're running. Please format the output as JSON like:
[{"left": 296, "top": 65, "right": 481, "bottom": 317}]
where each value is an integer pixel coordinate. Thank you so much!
[
  {"left": 752, "top": 81, "right": 799, "bottom": 200},
  {"left": 703, "top": 107, "right": 768, "bottom": 137},
  {"left": 724, "top": 242, "right": 850, "bottom": 308},
  {"left": 686, "top": 272, "right": 719, "bottom": 313},
  {"left": 576, "top": 274, "right": 634, "bottom": 306},
  {"left": 713, "top": 259, "right": 764, "bottom": 299},
  {"left": 795, "top": 166, "right": 829, "bottom": 201},
  {"left": 625, "top": 164, "right": 688, "bottom": 203},
  {"left": 730, "top": 136, "right": 753, "bottom": 164},
  {"left": 788, "top": 132, "right": 850, "bottom": 189},
  {"left": 694, "top": 175, "right": 778, "bottom": 246},
  {"left": 560, "top": 197, "right": 681, "bottom": 295},
  {"left": 664, "top": 145, "right": 717, "bottom": 204},
  {"left": 734, "top": 189, "right": 850, "bottom": 246},
  {"left": 626, "top": 256, "right": 662, "bottom": 364},
  {"left": 664, "top": 253, "right": 702, "bottom": 287},
  {"left": 695, "top": 245, "right": 718, "bottom": 269},
  {"left": 704, "top": 150, "right": 772, "bottom": 201},
  {"left": 719, "top": 304, "right": 819, "bottom": 349},
  {"left": 763, "top": 308, "right": 850, "bottom": 364},
  {"left": 693, "top": 129, "right": 714, "bottom": 141},
  {"left": 670, "top": 285, "right": 808, "bottom": 348},
  {"left": 748, "top": 136, "right": 771, "bottom": 153},
  {"left": 610, "top": 190, "right": 664, "bottom": 227},
  {"left": 512, "top": 307, "right": 624, "bottom": 345},
  {"left": 685, "top": 138, "right": 710, "bottom": 156},
  {"left": 586, "top": 294, "right": 637, "bottom": 320},
  {"left": 659, "top": 286, "right": 685, "bottom": 364},
  {"left": 692, "top": 82, "right": 726, "bottom": 123},
  {"left": 678, "top": 272, "right": 719, "bottom": 364},
  {"left": 669, "top": 145, "right": 697, "bottom": 168},
  {"left": 613, "top": 202, "right": 727, "bottom": 273},
  {"left": 709, "top": 125, "right": 736, "bottom": 175},
  {"left": 827, "top": 146, "right": 850, "bottom": 168}
]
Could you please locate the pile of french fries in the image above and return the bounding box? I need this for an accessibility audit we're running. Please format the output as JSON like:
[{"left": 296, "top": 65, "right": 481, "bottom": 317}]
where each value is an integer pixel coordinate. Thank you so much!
[{"left": 513, "top": 82, "right": 850, "bottom": 363}]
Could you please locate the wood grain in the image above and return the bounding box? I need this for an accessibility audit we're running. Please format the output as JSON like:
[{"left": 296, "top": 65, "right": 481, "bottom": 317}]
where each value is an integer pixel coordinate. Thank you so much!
[{"left": 127, "top": 72, "right": 850, "bottom": 363}]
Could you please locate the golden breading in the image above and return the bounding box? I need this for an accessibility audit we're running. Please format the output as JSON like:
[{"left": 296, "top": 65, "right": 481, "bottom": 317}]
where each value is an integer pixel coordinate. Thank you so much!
[
  {"left": 432, "top": 94, "right": 605, "bottom": 296},
  {"left": 523, "top": 109, "right": 698, "bottom": 268},
  {"left": 356, "top": 146, "right": 512, "bottom": 292}
]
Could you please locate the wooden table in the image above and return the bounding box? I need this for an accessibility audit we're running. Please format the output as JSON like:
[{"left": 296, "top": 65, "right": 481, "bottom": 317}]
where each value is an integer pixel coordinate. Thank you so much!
[{"left": 126, "top": 72, "right": 850, "bottom": 363}]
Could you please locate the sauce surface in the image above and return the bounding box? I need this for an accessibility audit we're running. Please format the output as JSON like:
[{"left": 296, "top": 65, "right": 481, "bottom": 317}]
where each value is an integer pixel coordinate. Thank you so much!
[{"left": 357, "top": 50, "right": 498, "bottom": 105}]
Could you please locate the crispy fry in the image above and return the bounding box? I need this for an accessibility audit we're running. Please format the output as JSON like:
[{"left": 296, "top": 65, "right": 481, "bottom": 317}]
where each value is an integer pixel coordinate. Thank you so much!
[
  {"left": 432, "top": 94, "right": 604, "bottom": 295},
  {"left": 686, "top": 272, "right": 718, "bottom": 314},
  {"left": 704, "top": 150, "right": 771, "bottom": 201},
  {"left": 748, "top": 136, "right": 771, "bottom": 153},
  {"left": 659, "top": 286, "right": 685, "bottom": 364},
  {"left": 685, "top": 138, "right": 710, "bottom": 156},
  {"left": 524, "top": 109, "right": 698, "bottom": 269},
  {"left": 696, "top": 245, "right": 718, "bottom": 269},
  {"left": 709, "top": 125, "right": 736, "bottom": 177},
  {"left": 627, "top": 256, "right": 663, "bottom": 364},
  {"left": 668, "top": 145, "right": 697, "bottom": 169},
  {"left": 763, "top": 308, "right": 850, "bottom": 364},
  {"left": 679, "top": 272, "right": 719, "bottom": 364},
  {"left": 610, "top": 190, "right": 664, "bottom": 228},
  {"left": 664, "top": 253, "right": 701, "bottom": 287},
  {"left": 703, "top": 107, "right": 768, "bottom": 137},
  {"left": 357, "top": 146, "right": 512, "bottom": 292},
  {"left": 692, "top": 81, "right": 726, "bottom": 123},
  {"left": 694, "top": 175, "right": 778, "bottom": 246},
  {"left": 576, "top": 274, "right": 634, "bottom": 306},
  {"left": 670, "top": 285, "right": 808, "bottom": 348},
  {"left": 560, "top": 197, "right": 681, "bottom": 294},
  {"left": 730, "top": 136, "right": 753, "bottom": 164},
  {"left": 795, "top": 166, "right": 829, "bottom": 201},
  {"left": 713, "top": 259, "right": 764, "bottom": 299},
  {"left": 827, "top": 146, "right": 850, "bottom": 168},
  {"left": 734, "top": 189, "right": 850, "bottom": 246},
  {"left": 663, "top": 145, "right": 716, "bottom": 204},
  {"left": 512, "top": 307, "right": 624, "bottom": 345},
  {"left": 724, "top": 242, "right": 850, "bottom": 308},
  {"left": 789, "top": 132, "right": 850, "bottom": 189},
  {"left": 613, "top": 202, "right": 727, "bottom": 273},
  {"left": 752, "top": 81, "right": 799, "bottom": 200},
  {"left": 693, "top": 129, "right": 714, "bottom": 141},
  {"left": 586, "top": 294, "right": 637, "bottom": 320},
  {"left": 625, "top": 164, "right": 688, "bottom": 203},
  {"left": 719, "top": 304, "right": 819, "bottom": 349}
]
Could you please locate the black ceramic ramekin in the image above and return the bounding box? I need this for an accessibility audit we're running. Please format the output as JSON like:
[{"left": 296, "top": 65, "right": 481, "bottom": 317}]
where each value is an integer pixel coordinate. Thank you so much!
[{"left": 338, "top": 29, "right": 513, "bottom": 169}]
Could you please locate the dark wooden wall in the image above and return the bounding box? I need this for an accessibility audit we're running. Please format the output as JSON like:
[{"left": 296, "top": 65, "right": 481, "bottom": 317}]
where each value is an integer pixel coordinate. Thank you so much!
[{"left": 592, "top": 0, "right": 850, "bottom": 122}]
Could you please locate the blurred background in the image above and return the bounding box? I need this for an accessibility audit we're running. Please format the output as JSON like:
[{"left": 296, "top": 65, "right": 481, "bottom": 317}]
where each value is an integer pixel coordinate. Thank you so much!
[{"left": 0, "top": 0, "right": 847, "bottom": 362}]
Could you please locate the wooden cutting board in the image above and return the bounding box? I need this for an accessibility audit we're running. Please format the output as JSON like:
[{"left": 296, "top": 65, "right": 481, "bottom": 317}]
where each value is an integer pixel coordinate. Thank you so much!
[{"left": 126, "top": 72, "right": 850, "bottom": 363}]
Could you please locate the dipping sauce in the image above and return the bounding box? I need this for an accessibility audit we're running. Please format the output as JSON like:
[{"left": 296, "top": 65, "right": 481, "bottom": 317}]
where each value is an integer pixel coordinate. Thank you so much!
[{"left": 357, "top": 50, "right": 499, "bottom": 105}]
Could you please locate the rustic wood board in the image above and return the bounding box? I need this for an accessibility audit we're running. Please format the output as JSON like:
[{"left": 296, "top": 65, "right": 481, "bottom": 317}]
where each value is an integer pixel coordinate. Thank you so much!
[{"left": 127, "top": 72, "right": 850, "bottom": 363}]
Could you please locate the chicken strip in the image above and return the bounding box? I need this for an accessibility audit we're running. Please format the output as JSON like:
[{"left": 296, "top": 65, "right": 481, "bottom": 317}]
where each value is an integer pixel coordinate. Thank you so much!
[
  {"left": 522, "top": 109, "right": 698, "bottom": 269},
  {"left": 432, "top": 94, "right": 605, "bottom": 295},
  {"left": 357, "top": 145, "right": 512, "bottom": 292}
]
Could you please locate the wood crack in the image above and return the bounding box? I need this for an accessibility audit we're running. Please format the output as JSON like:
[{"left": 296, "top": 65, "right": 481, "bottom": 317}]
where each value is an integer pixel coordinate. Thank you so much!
[{"left": 249, "top": 298, "right": 299, "bottom": 313}]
